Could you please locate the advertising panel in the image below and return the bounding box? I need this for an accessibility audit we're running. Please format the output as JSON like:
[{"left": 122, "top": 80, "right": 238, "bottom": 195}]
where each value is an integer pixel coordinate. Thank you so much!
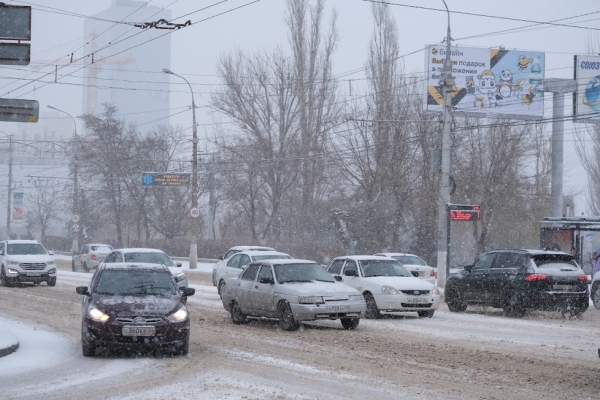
[
  {"left": 540, "top": 228, "right": 573, "bottom": 253},
  {"left": 425, "top": 45, "right": 545, "bottom": 119},
  {"left": 11, "top": 190, "right": 24, "bottom": 222},
  {"left": 573, "top": 55, "right": 600, "bottom": 123}
]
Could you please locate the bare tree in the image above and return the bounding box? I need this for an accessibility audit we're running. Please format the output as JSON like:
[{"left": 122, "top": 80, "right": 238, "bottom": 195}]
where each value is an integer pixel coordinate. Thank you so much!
[{"left": 25, "top": 179, "right": 62, "bottom": 238}]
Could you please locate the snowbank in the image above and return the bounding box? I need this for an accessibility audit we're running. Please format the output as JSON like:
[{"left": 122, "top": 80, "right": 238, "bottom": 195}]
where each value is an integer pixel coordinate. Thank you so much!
[{"left": 0, "top": 330, "right": 19, "bottom": 357}]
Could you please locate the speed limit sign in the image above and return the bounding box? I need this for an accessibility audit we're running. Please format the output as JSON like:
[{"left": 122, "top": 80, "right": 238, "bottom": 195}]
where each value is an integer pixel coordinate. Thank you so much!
[{"left": 189, "top": 206, "right": 201, "bottom": 219}]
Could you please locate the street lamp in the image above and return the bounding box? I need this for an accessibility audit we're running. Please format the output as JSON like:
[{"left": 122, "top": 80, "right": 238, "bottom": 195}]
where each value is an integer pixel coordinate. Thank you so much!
[
  {"left": 162, "top": 68, "right": 198, "bottom": 269},
  {"left": 47, "top": 105, "right": 79, "bottom": 254},
  {"left": 0, "top": 131, "right": 13, "bottom": 238}
]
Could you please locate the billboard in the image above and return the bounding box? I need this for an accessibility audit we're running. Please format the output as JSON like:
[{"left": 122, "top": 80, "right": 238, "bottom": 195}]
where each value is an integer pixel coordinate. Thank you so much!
[
  {"left": 573, "top": 55, "right": 600, "bottom": 123},
  {"left": 11, "top": 190, "right": 24, "bottom": 222},
  {"left": 425, "top": 45, "right": 545, "bottom": 119}
]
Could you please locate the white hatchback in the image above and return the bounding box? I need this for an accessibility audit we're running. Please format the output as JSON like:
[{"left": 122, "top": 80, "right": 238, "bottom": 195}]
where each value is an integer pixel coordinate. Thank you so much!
[{"left": 326, "top": 255, "right": 440, "bottom": 318}]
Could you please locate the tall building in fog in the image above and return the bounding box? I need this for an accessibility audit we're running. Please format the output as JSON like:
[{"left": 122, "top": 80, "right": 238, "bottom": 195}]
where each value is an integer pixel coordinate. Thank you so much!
[{"left": 82, "top": 0, "right": 171, "bottom": 131}]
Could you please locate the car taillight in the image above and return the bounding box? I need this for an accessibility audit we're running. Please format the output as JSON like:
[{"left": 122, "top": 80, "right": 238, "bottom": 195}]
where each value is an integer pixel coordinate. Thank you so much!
[
  {"left": 430, "top": 270, "right": 436, "bottom": 277},
  {"left": 525, "top": 274, "right": 547, "bottom": 282},
  {"left": 90, "top": 254, "right": 97, "bottom": 260},
  {"left": 578, "top": 275, "right": 588, "bottom": 283}
]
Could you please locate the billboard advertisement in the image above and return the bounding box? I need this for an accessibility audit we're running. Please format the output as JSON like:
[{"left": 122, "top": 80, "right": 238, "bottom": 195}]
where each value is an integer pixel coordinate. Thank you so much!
[
  {"left": 425, "top": 45, "right": 545, "bottom": 119},
  {"left": 11, "top": 190, "right": 24, "bottom": 222},
  {"left": 573, "top": 55, "right": 600, "bottom": 123}
]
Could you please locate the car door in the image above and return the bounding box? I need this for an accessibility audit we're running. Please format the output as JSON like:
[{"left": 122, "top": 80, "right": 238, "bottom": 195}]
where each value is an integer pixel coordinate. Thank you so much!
[
  {"left": 223, "top": 254, "right": 242, "bottom": 281},
  {"left": 463, "top": 253, "right": 496, "bottom": 303},
  {"left": 236, "top": 263, "right": 261, "bottom": 314},
  {"left": 339, "top": 260, "right": 360, "bottom": 289},
  {"left": 252, "top": 264, "right": 277, "bottom": 317},
  {"left": 489, "top": 252, "right": 525, "bottom": 305}
]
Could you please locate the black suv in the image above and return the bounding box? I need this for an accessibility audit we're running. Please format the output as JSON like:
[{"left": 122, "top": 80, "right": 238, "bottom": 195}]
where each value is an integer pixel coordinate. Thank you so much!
[{"left": 445, "top": 249, "right": 589, "bottom": 317}]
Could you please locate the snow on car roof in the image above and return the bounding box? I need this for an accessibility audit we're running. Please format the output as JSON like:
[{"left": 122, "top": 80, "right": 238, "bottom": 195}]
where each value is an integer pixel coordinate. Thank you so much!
[
  {"left": 335, "top": 255, "right": 396, "bottom": 261},
  {"left": 228, "top": 245, "right": 275, "bottom": 251},
  {"left": 375, "top": 252, "right": 420, "bottom": 257},
  {"left": 255, "top": 258, "right": 317, "bottom": 265},
  {"left": 4, "top": 240, "right": 40, "bottom": 244},
  {"left": 239, "top": 250, "right": 290, "bottom": 256},
  {"left": 115, "top": 248, "right": 167, "bottom": 254},
  {"left": 102, "top": 262, "right": 170, "bottom": 271}
]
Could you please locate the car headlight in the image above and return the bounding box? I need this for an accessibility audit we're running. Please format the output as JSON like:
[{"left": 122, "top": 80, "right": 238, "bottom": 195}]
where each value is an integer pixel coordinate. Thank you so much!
[
  {"left": 298, "top": 296, "right": 325, "bottom": 304},
  {"left": 47, "top": 260, "right": 55, "bottom": 265},
  {"left": 431, "top": 286, "right": 440, "bottom": 295},
  {"left": 88, "top": 307, "right": 109, "bottom": 322},
  {"left": 47, "top": 268, "right": 56, "bottom": 274},
  {"left": 7, "top": 259, "right": 19, "bottom": 265},
  {"left": 168, "top": 307, "right": 189, "bottom": 322},
  {"left": 381, "top": 285, "right": 399, "bottom": 295},
  {"left": 348, "top": 294, "right": 364, "bottom": 301},
  {"left": 6, "top": 268, "right": 18, "bottom": 274}
]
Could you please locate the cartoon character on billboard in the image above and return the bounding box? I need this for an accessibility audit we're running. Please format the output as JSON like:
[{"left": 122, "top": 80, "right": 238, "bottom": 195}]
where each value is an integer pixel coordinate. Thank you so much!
[
  {"left": 582, "top": 75, "right": 600, "bottom": 113},
  {"left": 497, "top": 69, "right": 513, "bottom": 99},
  {"left": 517, "top": 55, "right": 533, "bottom": 71},
  {"left": 474, "top": 70, "right": 497, "bottom": 108}
]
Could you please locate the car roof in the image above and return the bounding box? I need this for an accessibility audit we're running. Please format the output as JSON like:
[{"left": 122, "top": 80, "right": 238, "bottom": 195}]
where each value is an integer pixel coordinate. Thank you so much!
[
  {"left": 334, "top": 255, "right": 396, "bottom": 261},
  {"left": 100, "top": 262, "right": 171, "bottom": 271},
  {"left": 237, "top": 250, "right": 290, "bottom": 257},
  {"left": 375, "top": 252, "right": 422, "bottom": 257},
  {"left": 4, "top": 240, "right": 40, "bottom": 244},
  {"left": 488, "top": 249, "right": 572, "bottom": 257},
  {"left": 227, "top": 245, "right": 276, "bottom": 251},
  {"left": 112, "top": 248, "right": 167, "bottom": 254},
  {"left": 87, "top": 243, "right": 112, "bottom": 247},
  {"left": 250, "top": 258, "right": 317, "bottom": 266}
]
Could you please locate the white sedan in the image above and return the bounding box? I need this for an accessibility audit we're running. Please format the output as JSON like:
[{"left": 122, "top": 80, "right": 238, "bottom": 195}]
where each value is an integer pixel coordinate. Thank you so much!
[
  {"left": 374, "top": 252, "right": 436, "bottom": 285},
  {"left": 326, "top": 255, "right": 440, "bottom": 318},
  {"left": 213, "top": 250, "right": 292, "bottom": 297}
]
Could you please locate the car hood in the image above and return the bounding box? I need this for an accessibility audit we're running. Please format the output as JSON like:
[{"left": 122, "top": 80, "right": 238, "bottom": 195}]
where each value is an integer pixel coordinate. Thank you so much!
[
  {"left": 92, "top": 295, "right": 181, "bottom": 316},
  {"left": 5, "top": 254, "right": 52, "bottom": 262},
  {"left": 360, "top": 276, "right": 434, "bottom": 290},
  {"left": 277, "top": 281, "right": 361, "bottom": 297}
]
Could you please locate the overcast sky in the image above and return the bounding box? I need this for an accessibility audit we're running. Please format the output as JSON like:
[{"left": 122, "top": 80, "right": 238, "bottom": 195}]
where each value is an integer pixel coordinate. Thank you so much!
[{"left": 1, "top": 0, "right": 599, "bottom": 212}]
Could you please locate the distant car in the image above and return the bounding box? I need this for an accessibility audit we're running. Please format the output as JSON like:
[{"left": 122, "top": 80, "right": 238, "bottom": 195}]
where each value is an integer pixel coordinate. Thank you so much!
[
  {"left": 100, "top": 248, "right": 188, "bottom": 288},
  {"left": 213, "top": 250, "right": 292, "bottom": 296},
  {"left": 326, "top": 255, "right": 440, "bottom": 319},
  {"left": 217, "top": 245, "right": 276, "bottom": 262},
  {"left": 76, "top": 262, "right": 195, "bottom": 356},
  {"left": 0, "top": 240, "right": 57, "bottom": 287},
  {"left": 221, "top": 259, "right": 366, "bottom": 330},
  {"left": 445, "top": 249, "right": 589, "bottom": 318},
  {"left": 72, "top": 243, "right": 113, "bottom": 272},
  {"left": 374, "top": 253, "right": 436, "bottom": 284}
]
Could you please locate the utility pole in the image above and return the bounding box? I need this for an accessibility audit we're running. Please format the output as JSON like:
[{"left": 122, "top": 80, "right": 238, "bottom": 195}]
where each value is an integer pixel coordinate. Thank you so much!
[
  {"left": 436, "top": 0, "right": 454, "bottom": 288},
  {"left": 6, "top": 135, "right": 12, "bottom": 238}
]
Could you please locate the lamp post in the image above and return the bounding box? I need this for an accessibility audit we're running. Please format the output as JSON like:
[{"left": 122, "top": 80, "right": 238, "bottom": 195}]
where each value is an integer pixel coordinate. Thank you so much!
[
  {"left": 162, "top": 68, "right": 198, "bottom": 269},
  {"left": 47, "top": 105, "right": 79, "bottom": 254},
  {"left": 436, "top": 0, "right": 454, "bottom": 288}
]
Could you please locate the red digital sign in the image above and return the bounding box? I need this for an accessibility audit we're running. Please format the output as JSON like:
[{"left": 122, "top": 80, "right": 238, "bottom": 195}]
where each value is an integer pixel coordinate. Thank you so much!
[{"left": 448, "top": 205, "right": 480, "bottom": 221}]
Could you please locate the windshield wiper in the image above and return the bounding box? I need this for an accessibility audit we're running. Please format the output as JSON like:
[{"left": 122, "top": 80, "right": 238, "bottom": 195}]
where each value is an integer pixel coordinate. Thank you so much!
[{"left": 282, "top": 279, "right": 313, "bottom": 283}]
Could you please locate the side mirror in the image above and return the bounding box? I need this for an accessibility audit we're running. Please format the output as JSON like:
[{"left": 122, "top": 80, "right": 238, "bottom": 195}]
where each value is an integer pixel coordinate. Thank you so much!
[
  {"left": 76, "top": 286, "right": 90, "bottom": 295},
  {"left": 464, "top": 265, "right": 473, "bottom": 273},
  {"left": 344, "top": 269, "right": 358, "bottom": 277},
  {"left": 181, "top": 287, "right": 195, "bottom": 297},
  {"left": 176, "top": 262, "right": 182, "bottom": 268},
  {"left": 334, "top": 275, "right": 342, "bottom": 282},
  {"left": 259, "top": 277, "right": 274, "bottom": 284},
  {"left": 176, "top": 273, "right": 186, "bottom": 282}
]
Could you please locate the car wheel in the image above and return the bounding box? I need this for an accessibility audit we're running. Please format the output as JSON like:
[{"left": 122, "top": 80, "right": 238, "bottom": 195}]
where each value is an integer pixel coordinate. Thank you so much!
[
  {"left": 503, "top": 289, "right": 525, "bottom": 318},
  {"left": 218, "top": 280, "right": 226, "bottom": 298},
  {"left": 81, "top": 331, "right": 95, "bottom": 357},
  {"left": 417, "top": 310, "right": 435, "bottom": 318},
  {"left": 47, "top": 278, "right": 56, "bottom": 287},
  {"left": 278, "top": 301, "right": 300, "bottom": 331},
  {"left": 592, "top": 283, "right": 600, "bottom": 310},
  {"left": 340, "top": 317, "right": 360, "bottom": 330},
  {"left": 445, "top": 285, "right": 467, "bottom": 312},
  {"left": 0, "top": 266, "right": 11, "bottom": 287},
  {"left": 363, "top": 293, "right": 381, "bottom": 319},
  {"left": 230, "top": 301, "right": 248, "bottom": 325}
]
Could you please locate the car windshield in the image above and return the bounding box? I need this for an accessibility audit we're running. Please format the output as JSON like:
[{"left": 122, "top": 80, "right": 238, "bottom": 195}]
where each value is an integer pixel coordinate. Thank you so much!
[
  {"left": 90, "top": 245, "right": 112, "bottom": 252},
  {"left": 533, "top": 254, "right": 579, "bottom": 269},
  {"left": 123, "top": 252, "right": 174, "bottom": 266},
  {"left": 252, "top": 254, "right": 292, "bottom": 261},
  {"left": 274, "top": 263, "right": 335, "bottom": 283},
  {"left": 7, "top": 243, "right": 47, "bottom": 255},
  {"left": 391, "top": 255, "right": 427, "bottom": 266},
  {"left": 95, "top": 270, "right": 176, "bottom": 295},
  {"left": 360, "top": 260, "right": 408, "bottom": 277}
]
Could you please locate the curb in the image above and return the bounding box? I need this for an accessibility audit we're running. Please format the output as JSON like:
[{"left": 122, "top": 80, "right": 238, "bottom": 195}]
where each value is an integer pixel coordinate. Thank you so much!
[{"left": 0, "top": 331, "right": 19, "bottom": 358}]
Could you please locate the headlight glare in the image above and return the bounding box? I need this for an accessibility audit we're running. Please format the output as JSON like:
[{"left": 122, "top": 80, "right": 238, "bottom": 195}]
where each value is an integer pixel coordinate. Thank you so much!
[
  {"left": 7, "top": 268, "right": 18, "bottom": 274},
  {"left": 381, "top": 285, "right": 399, "bottom": 295},
  {"left": 298, "top": 296, "right": 325, "bottom": 304},
  {"left": 431, "top": 286, "right": 440, "bottom": 295},
  {"left": 88, "top": 307, "right": 109, "bottom": 322},
  {"left": 168, "top": 308, "right": 188, "bottom": 322}
]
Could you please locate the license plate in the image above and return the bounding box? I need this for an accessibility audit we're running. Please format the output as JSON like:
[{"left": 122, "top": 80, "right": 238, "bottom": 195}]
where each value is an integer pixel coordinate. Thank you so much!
[
  {"left": 406, "top": 298, "right": 427, "bottom": 304},
  {"left": 327, "top": 306, "right": 350, "bottom": 312},
  {"left": 122, "top": 326, "right": 155, "bottom": 336},
  {"left": 26, "top": 272, "right": 41, "bottom": 277},
  {"left": 553, "top": 284, "right": 573, "bottom": 290}
]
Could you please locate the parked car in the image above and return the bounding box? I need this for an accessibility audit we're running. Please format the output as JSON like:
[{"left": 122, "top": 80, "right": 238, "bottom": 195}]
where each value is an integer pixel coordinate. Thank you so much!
[
  {"left": 374, "top": 252, "right": 436, "bottom": 284},
  {"left": 221, "top": 259, "right": 366, "bottom": 330},
  {"left": 217, "top": 245, "right": 276, "bottom": 262},
  {"left": 0, "top": 240, "right": 57, "bottom": 287},
  {"left": 100, "top": 248, "right": 188, "bottom": 288},
  {"left": 326, "top": 255, "right": 440, "bottom": 318},
  {"left": 72, "top": 243, "right": 113, "bottom": 272},
  {"left": 76, "top": 262, "right": 195, "bottom": 356},
  {"left": 591, "top": 271, "right": 600, "bottom": 310},
  {"left": 445, "top": 249, "right": 589, "bottom": 318},
  {"left": 213, "top": 250, "right": 292, "bottom": 296}
]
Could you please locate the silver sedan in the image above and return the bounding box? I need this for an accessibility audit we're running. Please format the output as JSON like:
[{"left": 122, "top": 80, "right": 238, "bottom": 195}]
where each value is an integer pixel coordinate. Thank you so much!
[{"left": 221, "top": 259, "right": 367, "bottom": 331}]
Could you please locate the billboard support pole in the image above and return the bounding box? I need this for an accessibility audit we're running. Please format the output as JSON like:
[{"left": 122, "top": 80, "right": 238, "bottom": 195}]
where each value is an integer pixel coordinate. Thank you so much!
[
  {"left": 6, "top": 135, "right": 11, "bottom": 238},
  {"left": 436, "top": 0, "right": 453, "bottom": 289}
]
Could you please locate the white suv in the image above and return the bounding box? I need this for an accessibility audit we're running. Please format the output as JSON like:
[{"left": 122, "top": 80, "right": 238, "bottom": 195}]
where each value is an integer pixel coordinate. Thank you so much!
[{"left": 0, "top": 240, "right": 57, "bottom": 287}]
